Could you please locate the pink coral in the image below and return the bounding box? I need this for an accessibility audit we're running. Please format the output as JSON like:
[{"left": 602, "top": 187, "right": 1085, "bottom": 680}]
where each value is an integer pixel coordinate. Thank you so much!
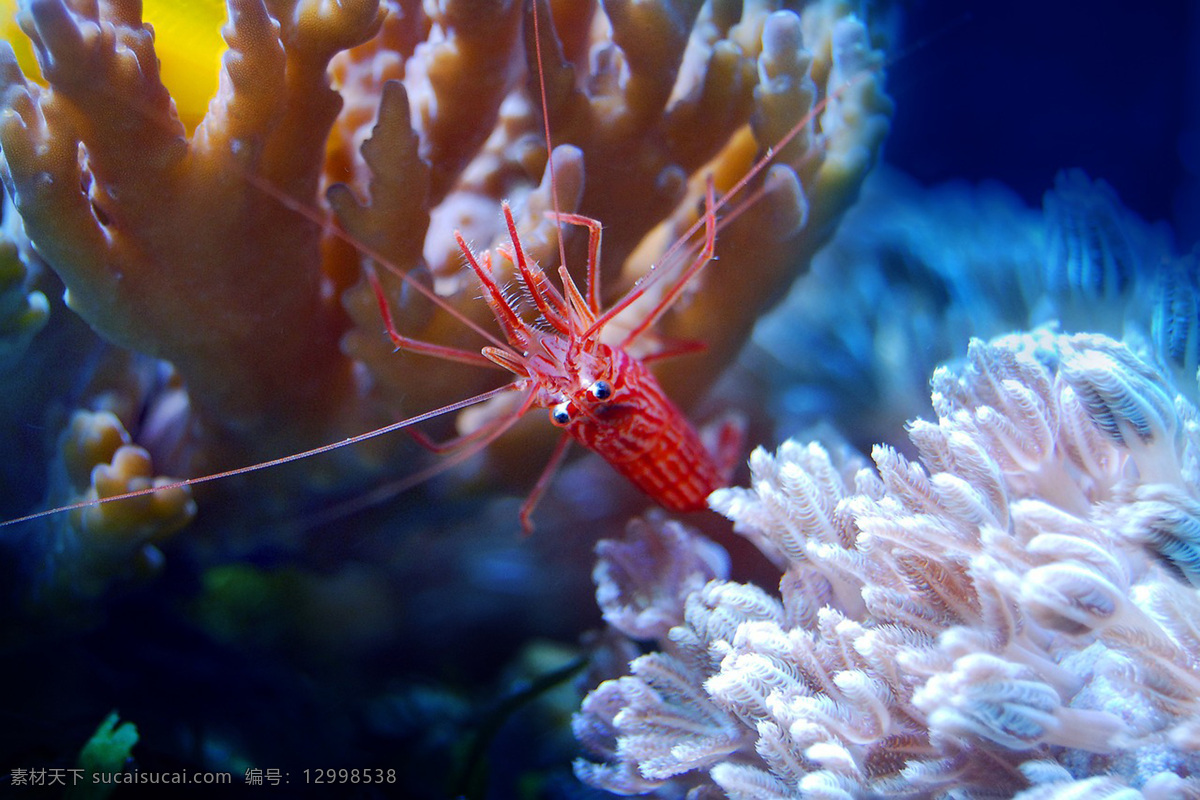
[{"left": 576, "top": 332, "right": 1200, "bottom": 797}]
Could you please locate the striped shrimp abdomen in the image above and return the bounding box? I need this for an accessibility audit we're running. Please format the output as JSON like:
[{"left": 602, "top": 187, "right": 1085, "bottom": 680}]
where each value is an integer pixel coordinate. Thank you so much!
[
  {"left": 568, "top": 349, "right": 725, "bottom": 512},
  {"left": 611, "top": 409, "right": 725, "bottom": 512}
]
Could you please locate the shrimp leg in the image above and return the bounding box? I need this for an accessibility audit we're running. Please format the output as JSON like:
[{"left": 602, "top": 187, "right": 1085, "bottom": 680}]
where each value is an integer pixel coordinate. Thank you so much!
[
  {"left": 546, "top": 211, "right": 604, "bottom": 314},
  {"left": 616, "top": 177, "right": 718, "bottom": 347},
  {"left": 365, "top": 264, "right": 499, "bottom": 369},
  {"left": 518, "top": 432, "right": 572, "bottom": 536}
]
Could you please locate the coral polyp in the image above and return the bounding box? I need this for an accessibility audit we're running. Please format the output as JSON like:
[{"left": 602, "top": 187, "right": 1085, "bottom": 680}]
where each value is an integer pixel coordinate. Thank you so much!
[{"left": 578, "top": 333, "right": 1200, "bottom": 796}]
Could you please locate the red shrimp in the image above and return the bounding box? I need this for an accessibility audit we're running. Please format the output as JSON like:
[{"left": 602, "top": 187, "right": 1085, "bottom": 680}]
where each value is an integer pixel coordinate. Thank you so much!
[
  {"left": 339, "top": 0, "right": 762, "bottom": 532},
  {"left": 366, "top": 183, "right": 735, "bottom": 532},
  {"left": 1, "top": 0, "right": 867, "bottom": 534}
]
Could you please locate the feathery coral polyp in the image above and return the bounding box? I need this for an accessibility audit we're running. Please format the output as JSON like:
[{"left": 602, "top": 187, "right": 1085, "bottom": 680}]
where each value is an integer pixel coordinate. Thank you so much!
[{"left": 576, "top": 331, "right": 1200, "bottom": 796}]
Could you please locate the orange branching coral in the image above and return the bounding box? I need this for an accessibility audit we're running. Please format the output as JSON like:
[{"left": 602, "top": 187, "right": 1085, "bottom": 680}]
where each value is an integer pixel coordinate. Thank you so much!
[
  {"left": 1, "top": 0, "right": 890, "bottom": 520},
  {"left": 0, "top": 0, "right": 384, "bottom": 443}
]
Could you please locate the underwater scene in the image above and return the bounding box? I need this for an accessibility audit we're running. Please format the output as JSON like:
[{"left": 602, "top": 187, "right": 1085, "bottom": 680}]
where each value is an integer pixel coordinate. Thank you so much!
[{"left": 0, "top": 0, "right": 1196, "bottom": 797}]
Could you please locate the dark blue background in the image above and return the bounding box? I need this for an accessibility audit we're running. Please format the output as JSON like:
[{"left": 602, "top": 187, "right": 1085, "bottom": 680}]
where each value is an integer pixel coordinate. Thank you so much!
[{"left": 884, "top": 0, "right": 1196, "bottom": 247}]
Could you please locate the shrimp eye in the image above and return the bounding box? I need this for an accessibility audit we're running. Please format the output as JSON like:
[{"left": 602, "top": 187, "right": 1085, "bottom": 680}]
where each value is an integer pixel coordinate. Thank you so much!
[
  {"left": 589, "top": 380, "right": 612, "bottom": 401},
  {"left": 550, "top": 401, "right": 572, "bottom": 426}
]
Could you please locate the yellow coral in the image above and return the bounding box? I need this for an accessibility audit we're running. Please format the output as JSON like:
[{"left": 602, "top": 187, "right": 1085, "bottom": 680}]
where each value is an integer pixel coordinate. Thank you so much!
[
  {"left": 80, "top": 443, "right": 194, "bottom": 542},
  {"left": 0, "top": 0, "right": 224, "bottom": 131},
  {"left": 42, "top": 409, "right": 195, "bottom": 601}
]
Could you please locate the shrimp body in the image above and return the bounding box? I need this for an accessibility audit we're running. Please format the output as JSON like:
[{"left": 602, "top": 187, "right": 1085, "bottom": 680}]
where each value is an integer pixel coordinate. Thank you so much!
[
  {"left": 438, "top": 194, "right": 730, "bottom": 528},
  {"left": 527, "top": 335, "right": 724, "bottom": 513}
]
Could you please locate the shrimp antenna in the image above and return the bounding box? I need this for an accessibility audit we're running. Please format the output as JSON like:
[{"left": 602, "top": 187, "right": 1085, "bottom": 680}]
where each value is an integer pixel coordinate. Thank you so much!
[
  {"left": 529, "top": 0, "right": 570, "bottom": 284},
  {"left": 249, "top": 173, "right": 513, "bottom": 355},
  {"left": 581, "top": 64, "right": 879, "bottom": 344},
  {"left": 0, "top": 382, "right": 522, "bottom": 530},
  {"left": 582, "top": 9, "right": 970, "bottom": 343}
]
